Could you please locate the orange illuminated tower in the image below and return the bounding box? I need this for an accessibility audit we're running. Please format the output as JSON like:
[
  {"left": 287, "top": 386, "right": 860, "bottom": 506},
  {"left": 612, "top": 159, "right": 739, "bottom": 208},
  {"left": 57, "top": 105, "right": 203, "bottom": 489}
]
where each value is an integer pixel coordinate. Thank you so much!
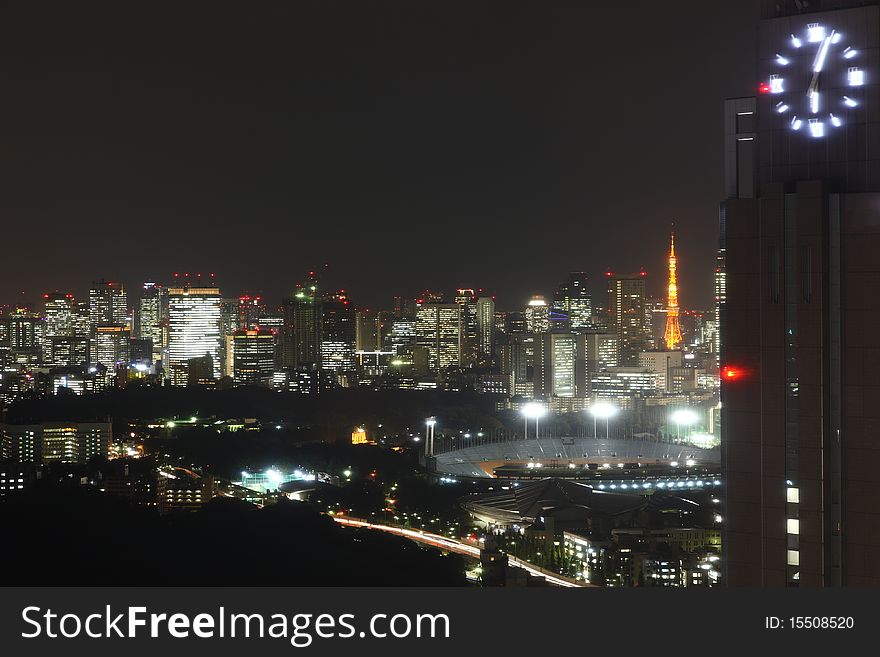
[{"left": 663, "top": 228, "right": 683, "bottom": 350}]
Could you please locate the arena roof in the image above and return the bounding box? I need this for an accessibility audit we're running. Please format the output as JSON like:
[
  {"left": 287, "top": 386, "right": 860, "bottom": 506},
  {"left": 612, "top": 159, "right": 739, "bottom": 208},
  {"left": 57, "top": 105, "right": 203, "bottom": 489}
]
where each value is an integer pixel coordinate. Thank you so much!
[{"left": 434, "top": 437, "right": 719, "bottom": 478}]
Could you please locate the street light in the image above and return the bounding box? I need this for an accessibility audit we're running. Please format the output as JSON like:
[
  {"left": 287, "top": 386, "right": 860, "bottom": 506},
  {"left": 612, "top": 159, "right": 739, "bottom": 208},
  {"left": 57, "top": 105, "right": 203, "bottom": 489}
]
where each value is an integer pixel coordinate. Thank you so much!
[
  {"left": 589, "top": 402, "right": 618, "bottom": 438},
  {"left": 670, "top": 409, "right": 699, "bottom": 441},
  {"left": 522, "top": 402, "right": 547, "bottom": 439}
]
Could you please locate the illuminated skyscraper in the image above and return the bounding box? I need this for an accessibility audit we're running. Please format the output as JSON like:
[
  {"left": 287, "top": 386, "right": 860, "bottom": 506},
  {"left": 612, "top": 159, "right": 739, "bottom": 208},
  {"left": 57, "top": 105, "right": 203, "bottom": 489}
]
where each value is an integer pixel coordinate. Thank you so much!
[
  {"left": 231, "top": 329, "right": 275, "bottom": 387},
  {"left": 89, "top": 280, "right": 128, "bottom": 327},
  {"left": 454, "top": 288, "right": 479, "bottom": 367},
  {"left": 525, "top": 295, "right": 550, "bottom": 333},
  {"left": 94, "top": 324, "right": 130, "bottom": 370},
  {"left": 282, "top": 275, "right": 321, "bottom": 369},
  {"left": 320, "top": 292, "right": 357, "bottom": 373},
  {"left": 43, "top": 293, "right": 75, "bottom": 339},
  {"left": 237, "top": 294, "right": 267, "bottom": 330},
  {"left": 167, "top": 286, "right": 222, "bottom": 385},
  {"left": 135, "top": 282, "right": 167, "bottom": 363},
  {"left": 476, "top": 296, "right": 495, "bottom": 359},
  {"left": 663, "top": 230, "right": 684, "bottom": 350},
  {"left": 606, "top": 270, "right": 647, "bottom": 366},
  {"left": 416, "top": 303, "right": 462, "bottom": 371},
  {"left": 555, "top": 272, "right": 593, "bottom": 332},
  {"left": 535, "top": 332, "right": 587, "bottom": 399}
]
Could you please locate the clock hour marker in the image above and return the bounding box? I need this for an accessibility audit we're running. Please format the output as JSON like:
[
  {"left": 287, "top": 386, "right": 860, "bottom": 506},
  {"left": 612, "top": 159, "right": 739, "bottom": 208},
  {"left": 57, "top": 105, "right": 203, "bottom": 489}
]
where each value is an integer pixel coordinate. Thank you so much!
[
  {"left": 848, "top": 67, "right": 864, "bottom": 86},
  {"left": 843, "top": 96, "right": 858, "bottom": 108},
  {"left": 791, "top": 34, "right": 802, "bottom": 48},
  {"left": 809, "top": 118, "right": 824, "bottom": 138},
  {"left": 844, "top": 47, "right": 857, "bottom": 59},
  {"left": 776, "top": 54, "right": 789, "bottom": 66},
  {"left": 830, "top": 113, "right": 842, "bottom": 127},
  {"left": 776, "top": 101, "right": 789, "bottom": 114},
  {"left": 807, "top": 23, "right": 825, "bottom": 43},
  {"left": 770, "top": 74, "right": 783, "bottom": 93},
  {"left": 791, "top": 116, "right": 803, "bottom": 130}
]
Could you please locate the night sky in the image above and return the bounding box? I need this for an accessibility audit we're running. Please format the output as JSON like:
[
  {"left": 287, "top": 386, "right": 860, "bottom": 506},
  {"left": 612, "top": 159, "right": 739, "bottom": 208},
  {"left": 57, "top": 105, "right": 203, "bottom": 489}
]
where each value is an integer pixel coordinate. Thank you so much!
[{"left": 0, "top": 1, "right": 758, "bottom": 310}]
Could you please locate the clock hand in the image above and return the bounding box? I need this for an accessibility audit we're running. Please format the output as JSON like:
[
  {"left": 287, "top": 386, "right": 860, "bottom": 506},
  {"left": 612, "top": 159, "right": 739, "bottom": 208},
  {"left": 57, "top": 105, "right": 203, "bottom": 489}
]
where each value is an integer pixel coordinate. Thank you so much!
[{"left": 807, "top": 31, "right": 834, "bottom": 112}]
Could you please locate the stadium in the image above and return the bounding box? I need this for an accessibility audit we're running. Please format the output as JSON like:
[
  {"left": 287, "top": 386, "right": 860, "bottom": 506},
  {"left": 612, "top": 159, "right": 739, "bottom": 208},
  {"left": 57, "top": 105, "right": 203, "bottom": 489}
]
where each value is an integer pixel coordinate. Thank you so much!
[{"left": 431, "top": 436, "right": 720, "bottom": 483}]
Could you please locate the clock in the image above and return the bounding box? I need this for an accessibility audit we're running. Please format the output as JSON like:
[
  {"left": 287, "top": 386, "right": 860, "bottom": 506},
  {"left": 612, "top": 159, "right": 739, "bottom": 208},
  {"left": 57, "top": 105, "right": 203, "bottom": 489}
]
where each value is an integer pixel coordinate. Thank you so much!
[{"left": 762, "top": 22, "right": 863, "bottom": 138}]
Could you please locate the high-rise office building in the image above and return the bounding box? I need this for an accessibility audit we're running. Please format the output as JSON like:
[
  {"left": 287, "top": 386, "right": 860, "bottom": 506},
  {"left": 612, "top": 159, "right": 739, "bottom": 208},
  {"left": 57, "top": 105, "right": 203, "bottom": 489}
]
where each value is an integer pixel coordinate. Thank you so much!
[
  {"left": 525, "top": 295, "right": 550, "bottom": 333},
  {"left": 43, "top": 292, "right": 75, "bottom": 339},
  {"left": 498, "top": 332, "right": 535, "bottom": 398},
  {"left": 320, "top": 292, "right": 356, "bottom": 372},
  {"left": 606, "top": 271, "right": 647, "bottom": 366},
  {"left": 723, "top": 0, "right": 880, "bottom": 586},
  {"left": 93, "top": 324, "right": 130, "bottom": 370},
  {"left": 135, "top": 282, "right": 167, "bottom": 363},
  {"left": 282, "top": 278, "right": 321, "bottom": 369},
  {"left": 454, "top": 289, "right": 479, "bottom": 367},
  {"left": 476, "top": 296, "right": 495, "bottom": 359},
  {"left": 415, "top": 303, "right": 462, "bottom": 371},
  {"left": 6, "top": 307, "right": 44, "bottom": 365},
  {"left": 89, "top": 280, "right": 128, "bottom": 327},
  {"left": 237, "top": 294, "right": 267, "bottom": 331},
  {"left": 167, "top": 286, "right": 222, "bottom": 385},
  {"left": 555, "top": 272, "right": 593, "bottom": 331},
  {"left": 356, "top": 309, "right": 380, "bottom": 351},
  {"left": 534, "top": 332, "right": 587, "bottom": 399},
  {"left": 231, "top": 329, "right": 275, "bottom": 387}
]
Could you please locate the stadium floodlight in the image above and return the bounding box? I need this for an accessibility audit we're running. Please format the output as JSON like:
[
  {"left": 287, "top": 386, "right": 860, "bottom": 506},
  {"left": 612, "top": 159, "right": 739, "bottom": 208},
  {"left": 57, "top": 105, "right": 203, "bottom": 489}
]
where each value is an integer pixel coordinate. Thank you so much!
[
  {"left": 670, "top": 408, "right": 699, "bottom": 440},
  {"left": 522, "top": 403, "right": 547, "bottom": 439},
  {"left": 588, "top": 402, "right": 618, "bottom": 438}
]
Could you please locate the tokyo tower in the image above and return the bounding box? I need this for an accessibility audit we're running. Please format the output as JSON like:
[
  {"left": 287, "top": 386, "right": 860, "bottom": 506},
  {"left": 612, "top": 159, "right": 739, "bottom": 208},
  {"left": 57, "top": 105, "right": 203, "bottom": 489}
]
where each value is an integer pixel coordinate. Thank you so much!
[{"left": 663, "top": 227, "right": 683, "bottom": 350}]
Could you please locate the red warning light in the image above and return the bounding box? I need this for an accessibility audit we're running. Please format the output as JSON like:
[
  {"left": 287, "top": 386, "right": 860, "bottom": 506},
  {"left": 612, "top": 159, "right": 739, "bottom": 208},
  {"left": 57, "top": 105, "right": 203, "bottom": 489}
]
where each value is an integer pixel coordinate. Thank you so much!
[
  {"left": 722, "top": 366, "right": 742, "bottom": 381},
  {"left": 759, "top": 82, "right": 771, "bottom": 95}
]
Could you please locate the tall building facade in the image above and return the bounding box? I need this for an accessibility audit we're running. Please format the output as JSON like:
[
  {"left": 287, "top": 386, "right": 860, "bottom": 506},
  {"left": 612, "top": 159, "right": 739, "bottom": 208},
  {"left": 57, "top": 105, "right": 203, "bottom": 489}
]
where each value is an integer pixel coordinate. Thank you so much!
[
  {"left": 89, "top": 280, "right": 128, "bottom": 327},
  {"left": 555, "top": 272, "right": 593, "bottom": 331},
  {"left": 606, "top": 271, "right": 647, "bottom": 366},
  {"left": 415, "top": 303, "right": 462, "bottom": 371},
  {"left": 167, "top": 286, "right": 222, "bottom": 385},
  {"left": 282, "top": 281, "right": 320, "bottom": 369},
  {"left": 723, "top": 0, "right": 880, "bottom": 586},
  {"left": 476, "top": 296, "right": 496, "bottom": 359},
  {"left": 135, "top": 282, "right": 167, "bottom": 363},
  {"left": 231, "top": 329, "right": 275, "bottom": 386},
  {"left": 534, "top": 332, "right": 588, "bottom": 399},
  {"left": 43, "top": 293, "right": 75, "bottom": 339},
  {"left": 320, "top": 293, "right": 357, "bottom": 372}
]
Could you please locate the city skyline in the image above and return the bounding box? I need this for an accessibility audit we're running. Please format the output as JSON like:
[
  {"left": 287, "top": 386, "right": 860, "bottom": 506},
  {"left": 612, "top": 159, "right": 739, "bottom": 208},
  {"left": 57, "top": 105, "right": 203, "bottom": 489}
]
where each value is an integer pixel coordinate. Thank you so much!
[{"left": 0, "top": 1, "right": 759, "bottom": 309}]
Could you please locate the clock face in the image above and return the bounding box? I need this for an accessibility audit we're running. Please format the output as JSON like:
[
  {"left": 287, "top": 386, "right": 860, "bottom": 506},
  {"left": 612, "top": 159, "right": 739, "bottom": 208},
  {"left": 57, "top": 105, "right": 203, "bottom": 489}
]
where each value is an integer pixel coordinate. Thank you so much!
[{"left": 762, "top": 22, "right": 863, "bottom": 138}]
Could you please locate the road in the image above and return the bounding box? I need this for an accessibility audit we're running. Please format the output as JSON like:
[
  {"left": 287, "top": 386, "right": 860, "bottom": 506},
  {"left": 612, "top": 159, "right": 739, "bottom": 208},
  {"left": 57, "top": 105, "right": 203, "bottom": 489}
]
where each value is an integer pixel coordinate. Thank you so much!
[{"left": 332, "top": 515, "right": 590, "bottom": 588}]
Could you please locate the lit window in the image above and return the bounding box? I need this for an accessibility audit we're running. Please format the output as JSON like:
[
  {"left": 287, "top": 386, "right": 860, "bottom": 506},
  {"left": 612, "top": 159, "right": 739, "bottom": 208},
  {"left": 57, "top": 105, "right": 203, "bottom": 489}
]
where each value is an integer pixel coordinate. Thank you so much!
[
  {"left": 787, "top": 519, "right": 800, "bottom": 535},
  {"left": 787, "top": 487, "right": 800, "bottom": 503},
  {"left": 787, "top": 550, "right": 800, "bottom": 566}
]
